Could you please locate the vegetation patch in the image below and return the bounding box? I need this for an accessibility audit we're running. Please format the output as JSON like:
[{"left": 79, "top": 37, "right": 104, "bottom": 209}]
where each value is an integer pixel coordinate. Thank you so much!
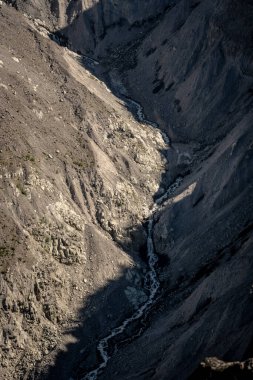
[
  {"left": 0, "top": 246, "right": 14, "bottom": 257},
  {"left": 24, "top": 153, "right": 35, "bottom": 162}
]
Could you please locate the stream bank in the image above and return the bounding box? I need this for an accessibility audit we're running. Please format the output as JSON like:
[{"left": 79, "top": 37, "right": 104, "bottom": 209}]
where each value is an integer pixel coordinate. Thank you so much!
[{"left": 79, "top": 81, "right": 182, "bottom": 379}]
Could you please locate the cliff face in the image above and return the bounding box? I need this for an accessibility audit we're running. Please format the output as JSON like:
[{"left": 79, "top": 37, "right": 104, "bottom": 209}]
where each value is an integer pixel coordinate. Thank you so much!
[{"left": 1, "top": 1, "right": 253, "bottom": 380}]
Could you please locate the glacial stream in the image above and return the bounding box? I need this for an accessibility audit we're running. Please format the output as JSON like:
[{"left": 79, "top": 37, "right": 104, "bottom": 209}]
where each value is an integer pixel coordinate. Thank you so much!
[{"left": 82, "top": 96, "right": 182, "bottom": 380}]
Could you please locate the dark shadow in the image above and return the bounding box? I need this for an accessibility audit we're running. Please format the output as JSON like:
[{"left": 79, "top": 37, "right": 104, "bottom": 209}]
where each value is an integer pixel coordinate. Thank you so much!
[
  {"left": 32, "top": 265, "right": 157, "bottom": 379},
  {"left": 30, "top": 208, "right": 189, "bottom": 379}
]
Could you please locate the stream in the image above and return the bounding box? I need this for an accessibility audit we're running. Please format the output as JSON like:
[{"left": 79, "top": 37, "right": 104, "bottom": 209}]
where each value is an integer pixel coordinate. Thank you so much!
[
  {"left": 81, "top": 92, "right": 182, "bottom": 380},
  {"left": 42, "top": 42, "right": 183, "bottom": 380}
]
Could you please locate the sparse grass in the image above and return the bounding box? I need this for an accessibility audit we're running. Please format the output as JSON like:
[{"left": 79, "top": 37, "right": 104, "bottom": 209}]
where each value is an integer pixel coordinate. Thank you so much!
[
  {"left": 24, "top": 154, "right": 35, "bottom": 162},
  {"left": 73, "top": 160, "right": 86, "bottom": 168}
]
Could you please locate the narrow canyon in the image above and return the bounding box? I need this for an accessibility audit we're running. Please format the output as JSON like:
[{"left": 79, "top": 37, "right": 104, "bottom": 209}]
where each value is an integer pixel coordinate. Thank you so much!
[{"left": 0, "top": 1, "right": 253, "bottom": 380}]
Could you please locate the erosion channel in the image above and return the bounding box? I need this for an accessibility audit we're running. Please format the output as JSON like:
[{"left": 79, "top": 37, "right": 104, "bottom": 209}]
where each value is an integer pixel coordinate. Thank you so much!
[{"left": 80, "top": 69, "right": 182, "bottom": 379}]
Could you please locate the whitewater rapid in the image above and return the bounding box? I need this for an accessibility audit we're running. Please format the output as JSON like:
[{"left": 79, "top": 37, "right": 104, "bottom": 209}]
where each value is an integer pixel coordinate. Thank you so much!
[{"left": 83, "top": 218, "right": 160, "bottom": 380}]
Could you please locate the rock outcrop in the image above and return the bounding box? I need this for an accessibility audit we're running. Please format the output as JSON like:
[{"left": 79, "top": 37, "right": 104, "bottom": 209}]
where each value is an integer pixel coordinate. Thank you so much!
[{"left": 190, "top": 357, "right": 253, "bottom": 379}]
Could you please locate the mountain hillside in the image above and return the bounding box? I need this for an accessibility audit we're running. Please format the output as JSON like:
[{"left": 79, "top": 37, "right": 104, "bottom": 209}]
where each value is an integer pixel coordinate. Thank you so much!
[{"left": 1, "top": 1, "right": 253, "bottom": 380}]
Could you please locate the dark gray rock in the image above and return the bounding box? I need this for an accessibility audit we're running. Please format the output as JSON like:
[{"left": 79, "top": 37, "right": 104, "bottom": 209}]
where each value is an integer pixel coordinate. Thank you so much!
[{"left": 189, "top": 357, "right": 253, "bottom": 380}]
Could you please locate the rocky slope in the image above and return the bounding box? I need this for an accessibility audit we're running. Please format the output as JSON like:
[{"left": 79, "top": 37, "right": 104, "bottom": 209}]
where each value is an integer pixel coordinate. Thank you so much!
[
  {"left": 1, "top": 1, "right": 253, "bottom": 380},
  {"left": 0, "top": 3, "right": 169, "bottom": 379}
]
